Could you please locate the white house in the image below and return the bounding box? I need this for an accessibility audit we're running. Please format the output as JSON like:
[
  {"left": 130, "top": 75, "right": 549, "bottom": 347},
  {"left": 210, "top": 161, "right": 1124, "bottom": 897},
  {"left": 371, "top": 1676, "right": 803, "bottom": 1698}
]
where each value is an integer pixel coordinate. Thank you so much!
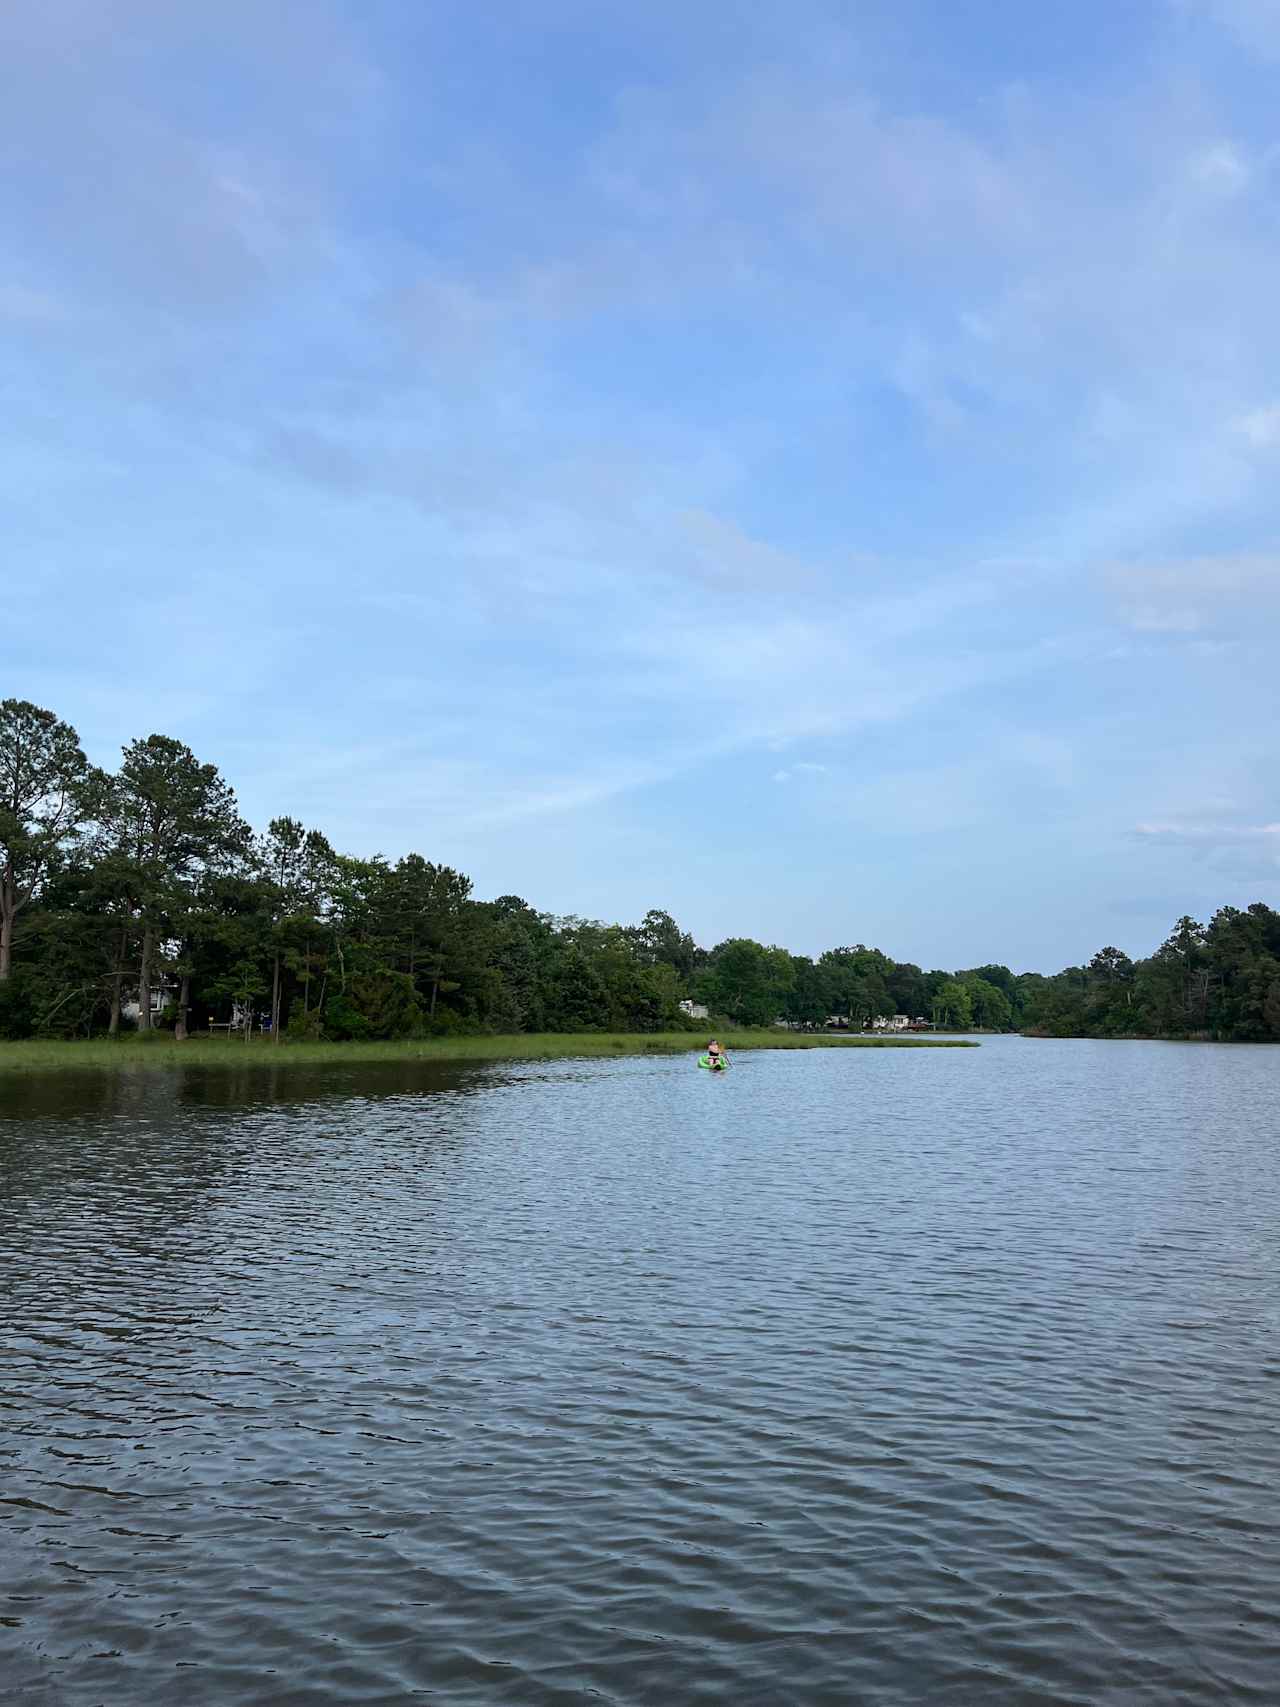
[
  {"left": 679, "top": 999, "right": 709, "bottom": 1020},
  {"left": 122, "top": 980, "right": 178, "bottom": 1024}
]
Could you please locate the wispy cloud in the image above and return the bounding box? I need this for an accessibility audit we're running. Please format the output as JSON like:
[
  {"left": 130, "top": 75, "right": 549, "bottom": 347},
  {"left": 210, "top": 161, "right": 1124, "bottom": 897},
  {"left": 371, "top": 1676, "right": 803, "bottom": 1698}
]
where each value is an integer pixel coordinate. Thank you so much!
[
  {"left": 1133, "top": 817, "right": 1280, "bottom": 883},
  {"left": 1188, "top": 0, "right": 1280, "bottom": 60},
  {"left": 772, "top": 761, "right": 828, "bottom": 784},
  {"left": 4, "top": 0, "right": 1279, "bottom": 967},
  {"left": 1106, "top": 554, "right": 1280, "bottom": 633},
  {"left": 1135, "top": 822, "right": 1280, "bottom": 844},
  {"left": 0, "top": 284, "right": 66, "bottom": 324},
  {"left": 1236, "top": 405, "right": 1280, "bottom": 448}
]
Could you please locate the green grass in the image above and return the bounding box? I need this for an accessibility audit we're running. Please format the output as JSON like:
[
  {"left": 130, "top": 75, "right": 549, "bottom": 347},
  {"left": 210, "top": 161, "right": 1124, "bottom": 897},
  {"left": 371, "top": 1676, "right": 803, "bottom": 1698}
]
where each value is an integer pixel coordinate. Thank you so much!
[{"left": 0, "top": 1029, "right": 975, "bottom": 1075}]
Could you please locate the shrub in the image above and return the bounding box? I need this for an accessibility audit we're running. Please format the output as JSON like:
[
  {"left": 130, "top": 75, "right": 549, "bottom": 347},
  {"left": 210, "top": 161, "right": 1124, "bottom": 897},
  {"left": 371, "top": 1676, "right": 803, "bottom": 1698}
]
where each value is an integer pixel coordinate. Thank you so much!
[
  {"left": 324, "top": 972, "right": 425, "bottom": 1041},
  {"left": 426, "top": 1005, "right": 480, "bottom": 1037},
  {"left": 0, "top": 973, "right": 34, "bottom": 1040},
  {"left": 285, "top": 1007, "right": 324, "bottom": 1041},
  {"left": 322, "top": 992, "right": 372, "bottom": 1041}
]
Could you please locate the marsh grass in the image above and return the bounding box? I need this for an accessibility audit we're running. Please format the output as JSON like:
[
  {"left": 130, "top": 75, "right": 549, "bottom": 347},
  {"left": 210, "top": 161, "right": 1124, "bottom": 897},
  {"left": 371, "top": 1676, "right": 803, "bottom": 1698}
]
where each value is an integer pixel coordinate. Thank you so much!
[{"left": 0, "top": 1030, "right": 974, "bottom": 1075}]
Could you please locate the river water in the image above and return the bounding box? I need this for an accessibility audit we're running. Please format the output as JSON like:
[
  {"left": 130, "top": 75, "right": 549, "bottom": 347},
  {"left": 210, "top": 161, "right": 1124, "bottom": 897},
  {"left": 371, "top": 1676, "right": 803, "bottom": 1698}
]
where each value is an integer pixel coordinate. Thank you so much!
[{"left": 2, "top": 1038, "right": 1278, "bottom": 1705}]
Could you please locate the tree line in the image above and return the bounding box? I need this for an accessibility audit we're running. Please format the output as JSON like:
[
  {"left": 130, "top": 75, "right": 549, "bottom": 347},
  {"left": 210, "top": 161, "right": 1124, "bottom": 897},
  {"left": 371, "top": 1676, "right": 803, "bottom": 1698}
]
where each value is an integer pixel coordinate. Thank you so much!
[{"left": 3, "top": 699, "right": 1279, "bottom": 1042}]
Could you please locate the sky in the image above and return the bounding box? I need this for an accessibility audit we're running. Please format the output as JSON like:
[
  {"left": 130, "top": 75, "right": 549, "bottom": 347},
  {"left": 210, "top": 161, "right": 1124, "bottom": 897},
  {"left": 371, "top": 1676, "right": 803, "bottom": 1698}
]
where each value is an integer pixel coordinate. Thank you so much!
[{"left": 4, "top": 0, "right": 1279, "bottom": 973}]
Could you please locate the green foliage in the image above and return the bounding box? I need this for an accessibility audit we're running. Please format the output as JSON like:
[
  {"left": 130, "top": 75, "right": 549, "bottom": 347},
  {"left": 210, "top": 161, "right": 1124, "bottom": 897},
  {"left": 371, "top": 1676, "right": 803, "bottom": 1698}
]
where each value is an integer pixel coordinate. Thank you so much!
[
  {"left": 698, "top": 938, "right": 795, "bottom": 1026},
  {"left": 424, "top": 1004, "right": 482, "bottom": 1037},
  {"left": 6, "top": 700, "right": 1280, "bottom": 1046},
  {"left": 0, "top": 1030, "right": 975, "bottom": 1076},
  {"left": 324, "top": 971, "right": 425, "bottom": 1041},
  {"left": 0, "top": 969, "right": 35, "bottom": 1039},
  {"left": 285, "top": 1007, "right": 324, "bottom": 1042},
  {"left": 931, "top": 979, "right": 973, "bottom": 1028},
  {"left": 543, "top": 943, "right": 610, "bottom": 1030},
  {"left": 322, "top": 991, "right": 372, "bottom": 1041},
  {"left": 815, "top": 945, "right": 894, "bottom": 1024},
  {"left": 784, "top": 956, "right": 830, "bottom": 1026},
  {"left": 0, "top": 699, "right": 94, "bottom": 981},
  {"left": 627, "top": 908, "right": 698, "bottom": 981},
  {"left": 963, "top": 976, "right": 1011, "bottom": 1030},
  {"left": 1014, "top": 903, "right": 1280, "bottom": 1040}
]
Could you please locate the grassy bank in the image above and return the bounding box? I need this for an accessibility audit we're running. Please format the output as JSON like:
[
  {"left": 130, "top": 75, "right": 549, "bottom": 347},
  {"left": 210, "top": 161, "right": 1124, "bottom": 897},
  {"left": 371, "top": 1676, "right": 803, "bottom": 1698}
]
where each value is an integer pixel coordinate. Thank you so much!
[{"left": 0, "top": 1030, "right": 975, "bottom": 1076}]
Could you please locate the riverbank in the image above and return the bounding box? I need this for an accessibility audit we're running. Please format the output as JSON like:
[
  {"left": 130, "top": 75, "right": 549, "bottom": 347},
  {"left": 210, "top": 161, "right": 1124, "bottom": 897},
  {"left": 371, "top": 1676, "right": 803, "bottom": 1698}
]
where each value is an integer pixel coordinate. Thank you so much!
[{"left": 0, "top": 1030, "right": 975, "bottom": 1076}]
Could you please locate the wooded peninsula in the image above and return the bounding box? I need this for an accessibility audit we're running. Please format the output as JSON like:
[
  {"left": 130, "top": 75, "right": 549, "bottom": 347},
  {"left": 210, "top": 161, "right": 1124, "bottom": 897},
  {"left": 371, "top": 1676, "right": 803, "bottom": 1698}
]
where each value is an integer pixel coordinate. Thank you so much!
[{"left": 3, "top": 699, "right": 1279, "bottom": 1045}]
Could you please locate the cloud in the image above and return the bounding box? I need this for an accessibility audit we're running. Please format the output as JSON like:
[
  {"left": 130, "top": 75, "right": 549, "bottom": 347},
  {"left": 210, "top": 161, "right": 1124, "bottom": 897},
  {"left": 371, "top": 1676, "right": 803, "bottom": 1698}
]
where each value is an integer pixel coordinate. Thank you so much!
[
  {"left": 679, "top": 509, "right": 825, "bottom": 590},
  {"left": 265, "top": 426, "right": 369, "bottom": 494},
  {"left": 13, "top": 0, "right": 1280, "bottom": 548},
  {"left": 4, "top": 0, "right": 1280, "bottom": 971},
  {"left": 1106, "top": 554, "right": 1280, "bottom": 632},
  {"left": 772, "top": 761, "right": 827, "bottom": 784},
  {"left": 1135, "top": 821, "right": 1280, "bottom": 844},
  {"left": 0, "top": 1, "right": 369, "bottom": 330},
  {"left": 1236, "top": 404, "right": 1280, "bottom": 447},
  {"left": 1189, "top": 0, "right": 1280, "bottom": 59},
  {"left": 0, "top": 285, "right": 66, "bottom": 324},
  {"left": 1133, "top": 817, "right": 1280, "bottom": 882},
  {"left": 1190, "top": 141, "right": 1252, "bottom": 193},
  {"left": 591, "top": 74, "right": 1027, "bottom": 264}
]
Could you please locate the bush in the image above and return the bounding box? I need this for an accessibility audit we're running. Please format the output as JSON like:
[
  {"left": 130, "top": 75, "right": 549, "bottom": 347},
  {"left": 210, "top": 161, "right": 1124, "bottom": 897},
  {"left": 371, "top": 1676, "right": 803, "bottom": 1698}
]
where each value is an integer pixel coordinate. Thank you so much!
[
  {"left": 286, "top": 1007, "right": 324, "bottom": 1041},
  {"left": 425, "top": 1005, "right": 477, "bottom": 1036},
  {"left": 323, "top": 972, "right": 426, "bottom": 1041},
  {"left": 0, "top": 973, "right": 35, "bottom": 1039},
  {"left": 322, "top": 992, "right": 372, "bottom": 1041}
]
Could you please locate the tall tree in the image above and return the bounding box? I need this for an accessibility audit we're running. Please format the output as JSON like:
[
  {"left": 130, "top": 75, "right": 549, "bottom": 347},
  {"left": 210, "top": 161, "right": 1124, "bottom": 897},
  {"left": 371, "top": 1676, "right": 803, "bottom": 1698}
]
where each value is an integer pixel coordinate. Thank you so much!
[
  {"left": 255, "top": 817, "right": 334, "bottom": 1043},
  {"left": 931, "top": 978, "right": 973, "bottom": 1028},
  {"left": 818, "top": 946, "right": 893, "bottom": 1025},
  {"left": 699, "top": 938, "right": 795, "bottom": 1026},
  {"left": 384, "top": 856, "right": 473, "bottom": 1016},
  {"left": 783, "top": 955, "right": 831, "bottom": 1027},
  {"left": 0, "top": 700, "right": 93, "bottom": 980},
  {"left": 962, "top": 974, "right": 1012, "bottom": 1030},
  {"left": 628, "top": 908, "right": 697, "bottom": 982},
  {"left": 474, "top": 896, "right": 549, "bottom": 1030},
  {"left": 102, "top": 736, "right": 249, "bottom": 1031},
  {"left": 1153, "top": 914, "right": 1211, "bottom": 1032}
]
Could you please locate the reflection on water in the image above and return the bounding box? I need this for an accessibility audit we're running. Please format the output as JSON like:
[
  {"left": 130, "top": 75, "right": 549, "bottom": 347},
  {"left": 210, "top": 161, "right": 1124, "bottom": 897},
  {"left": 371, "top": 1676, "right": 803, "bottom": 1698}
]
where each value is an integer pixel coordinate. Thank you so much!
[
  {"left": 0, "top": 1056, "right": 500, "bottom": 1121},
  {"left": 2, "top": 1039, "right": 1279, "bottom": 1705}
]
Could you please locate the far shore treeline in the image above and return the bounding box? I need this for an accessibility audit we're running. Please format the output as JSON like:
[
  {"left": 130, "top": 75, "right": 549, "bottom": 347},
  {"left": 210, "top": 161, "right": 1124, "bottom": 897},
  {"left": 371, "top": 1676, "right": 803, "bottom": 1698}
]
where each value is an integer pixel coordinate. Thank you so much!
[{"left": 3, "top": 699, "right": 1280, "bottom": 1045}]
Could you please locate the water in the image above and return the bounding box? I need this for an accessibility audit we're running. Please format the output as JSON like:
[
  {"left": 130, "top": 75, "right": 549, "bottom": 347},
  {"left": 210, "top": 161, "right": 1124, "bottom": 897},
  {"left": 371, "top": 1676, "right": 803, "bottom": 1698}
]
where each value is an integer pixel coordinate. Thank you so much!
[{"left": 2, "top": 1038, "right": 1278, "bottom": 1705}]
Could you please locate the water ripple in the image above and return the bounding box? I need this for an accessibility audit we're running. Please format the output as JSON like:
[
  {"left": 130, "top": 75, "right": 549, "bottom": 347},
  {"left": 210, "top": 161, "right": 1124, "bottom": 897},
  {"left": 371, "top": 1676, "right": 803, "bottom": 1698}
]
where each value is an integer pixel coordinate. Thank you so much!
[{"left": 2, "top": 1040, "right": 1279, "bottom": 1703}]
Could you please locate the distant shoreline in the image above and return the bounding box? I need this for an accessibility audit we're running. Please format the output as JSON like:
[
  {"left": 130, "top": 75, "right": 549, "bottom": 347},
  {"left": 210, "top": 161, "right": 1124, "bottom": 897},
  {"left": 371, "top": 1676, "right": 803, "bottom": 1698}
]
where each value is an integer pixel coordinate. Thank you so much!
[{"left": 0, "top": 1031, "right": 977, "bottom": 1076}]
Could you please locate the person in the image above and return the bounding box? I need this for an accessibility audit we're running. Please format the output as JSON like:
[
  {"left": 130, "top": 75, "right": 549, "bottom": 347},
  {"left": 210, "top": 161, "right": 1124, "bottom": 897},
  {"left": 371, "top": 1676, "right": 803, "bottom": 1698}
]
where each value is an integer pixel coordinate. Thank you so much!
[{"left": 706, "top": 1039, "right": 729, "bottom": 1071}]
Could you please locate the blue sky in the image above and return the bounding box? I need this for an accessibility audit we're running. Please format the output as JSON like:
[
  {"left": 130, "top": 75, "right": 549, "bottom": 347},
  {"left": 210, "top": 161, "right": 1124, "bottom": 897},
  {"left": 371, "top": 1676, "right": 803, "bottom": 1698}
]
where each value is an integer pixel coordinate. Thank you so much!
[{"left": 4, "top": 0, "right": 1279, "bottom": 971}]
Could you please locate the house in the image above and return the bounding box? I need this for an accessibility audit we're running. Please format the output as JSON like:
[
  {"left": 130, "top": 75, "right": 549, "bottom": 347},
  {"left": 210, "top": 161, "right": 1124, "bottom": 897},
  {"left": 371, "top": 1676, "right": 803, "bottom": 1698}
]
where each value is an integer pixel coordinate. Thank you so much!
[
  {"left": 871, "top": 1014, "right": 912, "bottom": 1032},
  {"left": 122, "top": 979, "right": 178, "bottom": 1023},
  {"left": 679, "top": 999, "right": 709, "bottom": 1021}
]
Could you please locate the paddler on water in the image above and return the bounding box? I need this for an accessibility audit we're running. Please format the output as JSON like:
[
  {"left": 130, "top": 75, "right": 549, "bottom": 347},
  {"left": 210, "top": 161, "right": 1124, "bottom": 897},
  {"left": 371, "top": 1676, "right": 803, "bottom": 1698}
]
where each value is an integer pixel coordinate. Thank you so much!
[{"left": 706, "top": 1039, "right": 729, "bottom": 1071}]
